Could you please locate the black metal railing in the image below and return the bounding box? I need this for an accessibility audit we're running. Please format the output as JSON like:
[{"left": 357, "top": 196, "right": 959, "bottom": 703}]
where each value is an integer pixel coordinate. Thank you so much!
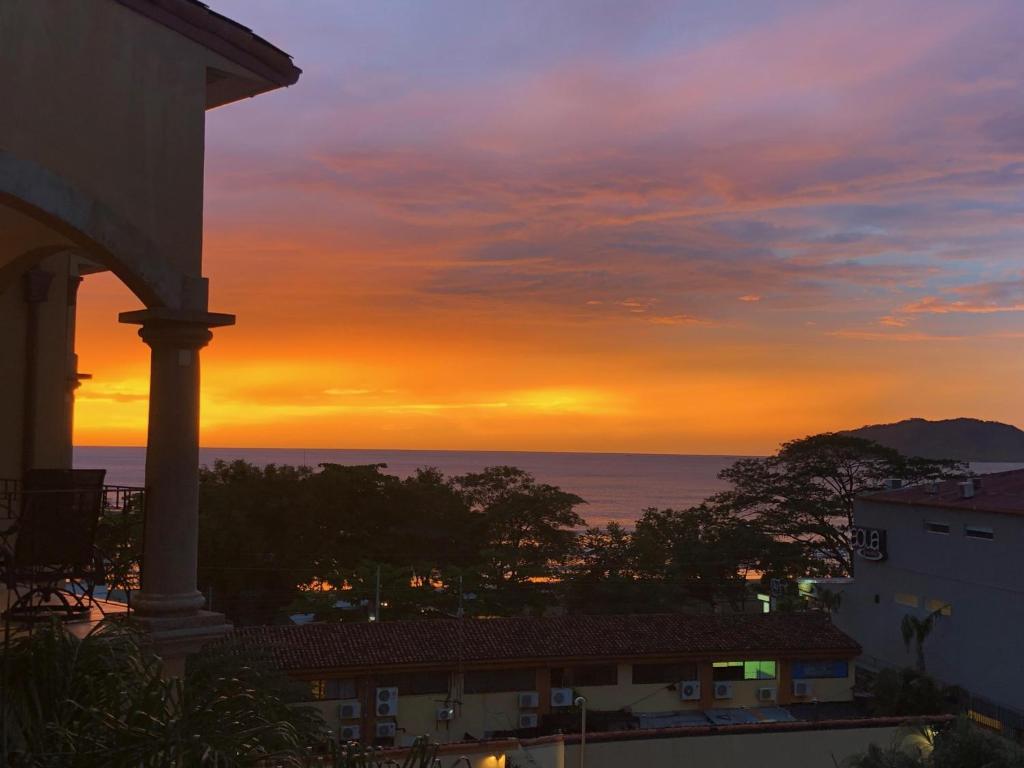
[{"left": 0, "top": 478, "right": 145, "bottom": 612}]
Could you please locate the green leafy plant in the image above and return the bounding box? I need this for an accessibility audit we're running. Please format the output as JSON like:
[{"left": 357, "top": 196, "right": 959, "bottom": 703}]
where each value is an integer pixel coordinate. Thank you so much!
[
  {"left": 842, "top": 717, "right": 1024, "bottom": 768},
  {"left": 1, "top": 618, "right": 326, "bottom": 767},
  {"left": 869, "top": 668, "right": 951, "bottom": 717}
]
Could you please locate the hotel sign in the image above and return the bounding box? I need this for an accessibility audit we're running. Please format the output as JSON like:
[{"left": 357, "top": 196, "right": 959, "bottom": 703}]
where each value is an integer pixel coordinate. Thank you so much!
[{"left": 851, "top": 526, "right": 887, "bottom": 562}]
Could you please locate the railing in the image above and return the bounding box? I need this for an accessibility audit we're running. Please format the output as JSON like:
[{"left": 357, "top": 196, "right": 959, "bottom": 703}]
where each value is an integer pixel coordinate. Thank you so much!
[{"left": 0, "top": 478, "right": 146, "bottom": 610}]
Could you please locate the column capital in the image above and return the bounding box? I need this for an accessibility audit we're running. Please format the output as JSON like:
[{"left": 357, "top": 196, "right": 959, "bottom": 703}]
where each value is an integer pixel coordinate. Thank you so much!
[{"left": 119, "top": 308, "right": 235, "bottom": 349}]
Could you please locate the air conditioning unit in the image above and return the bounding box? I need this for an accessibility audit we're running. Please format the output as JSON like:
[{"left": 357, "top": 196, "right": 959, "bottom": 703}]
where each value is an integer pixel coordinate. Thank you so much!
[
  {"left": 550, "top": 688, "right": 574, "bottom": 707},
  {"left": 376, "top": 687, "right": 398, "bottom": 717},
  {"left": 714, "top": 682, "right": 733, "bottom": 700},
  {"left": 757, "top": 687, "right": 777, "bottom": 702},
  {"left": 338, "top": 700, "right": 361, "bottom": 720},
  {"left": 339, "top": 724, "right": 361, "bottom": 742},
  {"left": 518, "top": 713, "right": 539, "bottom": 729},
  {"left": 518, "top": 691, "right": 540, "bottom": 709},
  {"left": 436, "top": 707, "right": 455, "bottom": 722},
  {"left": 678, "top": 680, "right": 701, "bottom": 701},
  {"left": 375, "top": 722, "right": 397, "bottom": 739},
  {"left": 792, "top": 680, "right": 813, "bottom": 697}
]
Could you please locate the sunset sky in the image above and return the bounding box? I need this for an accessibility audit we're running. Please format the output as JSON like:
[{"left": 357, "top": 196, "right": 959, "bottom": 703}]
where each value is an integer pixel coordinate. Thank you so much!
[{"left": 74, "top": 0, "right": 1024, "bottom": 454}]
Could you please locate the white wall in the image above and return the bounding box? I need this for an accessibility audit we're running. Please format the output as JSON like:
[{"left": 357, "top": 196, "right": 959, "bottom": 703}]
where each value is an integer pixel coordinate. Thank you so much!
[{"left": 835, "top": 498, "right": 1024, "bottom": 709}]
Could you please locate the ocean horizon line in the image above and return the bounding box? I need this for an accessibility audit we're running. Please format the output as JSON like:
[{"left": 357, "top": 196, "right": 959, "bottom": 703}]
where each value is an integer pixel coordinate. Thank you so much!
[{"left": 74, "top": 444, "right": 761, "bottom": 460}]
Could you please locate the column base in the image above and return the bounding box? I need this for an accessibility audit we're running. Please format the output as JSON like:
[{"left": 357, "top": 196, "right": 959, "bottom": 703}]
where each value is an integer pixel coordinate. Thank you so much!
[{"left": 133, "top": 610, "right": 232, "bottom": 676}]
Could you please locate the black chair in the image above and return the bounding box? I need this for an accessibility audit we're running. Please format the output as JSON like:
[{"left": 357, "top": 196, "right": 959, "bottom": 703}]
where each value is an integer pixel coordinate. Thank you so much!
[{"left": 1, "top": 468, "right": 106, "bottom": 619}]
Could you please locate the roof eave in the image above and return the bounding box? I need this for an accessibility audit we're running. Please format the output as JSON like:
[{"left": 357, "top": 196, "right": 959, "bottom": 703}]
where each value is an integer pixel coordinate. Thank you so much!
[{"left": 114, "top": 0, "right": 301, "bottom": 102}]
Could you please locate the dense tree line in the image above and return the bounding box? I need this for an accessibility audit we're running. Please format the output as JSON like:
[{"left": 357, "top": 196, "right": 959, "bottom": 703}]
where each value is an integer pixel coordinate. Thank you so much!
[{"left": 196, "top": 434, "right": 963, "bottom": 625}]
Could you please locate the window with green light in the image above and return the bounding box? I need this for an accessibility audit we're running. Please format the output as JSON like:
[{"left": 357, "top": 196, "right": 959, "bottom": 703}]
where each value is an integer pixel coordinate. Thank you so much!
[{"left": 712, "top": 660, "right": 776, "bottom": 681}]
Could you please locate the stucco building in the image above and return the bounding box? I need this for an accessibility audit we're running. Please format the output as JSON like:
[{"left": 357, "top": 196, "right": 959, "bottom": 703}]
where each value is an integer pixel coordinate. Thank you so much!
[
  {"left": 833, "top": 470, "right": 1024, "bottom": 720},
  {"left": 1, "top": 0, "right": 298, "bottom": 666},
  {"left": 231, "top": 612, "right": 861, "bottom": 747}
]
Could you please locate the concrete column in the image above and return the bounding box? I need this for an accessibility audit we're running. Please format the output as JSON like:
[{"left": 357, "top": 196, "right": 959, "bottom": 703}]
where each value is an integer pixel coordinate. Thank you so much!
[
  {"left": 133, "top": 318, "right": 211, "bottom": 615},
  {"left": 120, "top": 307, "right": 234, "bottom": 669}
]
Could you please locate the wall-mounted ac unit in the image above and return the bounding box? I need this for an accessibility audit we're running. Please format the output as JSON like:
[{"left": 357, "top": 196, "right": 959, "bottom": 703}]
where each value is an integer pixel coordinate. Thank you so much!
[
  {"left": 550, "top": 688, "right": 574, "bottom": 707},
  {"left": 375, "top": 722, "right": 397, "bottom": 739},
  {"left": 518, "top": 691, "right": 540, "bottom": 709},
  {"left": 713, "top": 682, "right": 733, "bottom": 700},
  {"left": 518, "top": 713, "right": 539, "bottom": 729},
  {"left": 338, "top": 700, "right": 361, "bottom": 720},
  {"left": 792, "top": 680, "right": 813, "bottom": 697},
  {"left": 376, "top": 687, "right": 398, "bottom": 717},
  {"left": 757, "top": 687, "right": 777, "bottom": 702},
  {"left": 436, "top": 707, "right": 455, "bottom": 722},
  {"left": 339, "top": 724, "right": 361, "bottom": 741},
  {"left": 678, "top": 680, "right": 701, "bottom": 701}
]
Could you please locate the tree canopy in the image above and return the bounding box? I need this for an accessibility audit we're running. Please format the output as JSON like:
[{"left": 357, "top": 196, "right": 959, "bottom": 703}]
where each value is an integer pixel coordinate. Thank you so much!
[{"left": 194, "top": 434, "right": 969, "bottom": 624}]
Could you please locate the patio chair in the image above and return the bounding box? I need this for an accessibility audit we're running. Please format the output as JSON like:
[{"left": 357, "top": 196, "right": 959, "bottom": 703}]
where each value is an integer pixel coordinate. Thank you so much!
[{"left": 0, "top": 468, "right": 106, "bottom": 620}]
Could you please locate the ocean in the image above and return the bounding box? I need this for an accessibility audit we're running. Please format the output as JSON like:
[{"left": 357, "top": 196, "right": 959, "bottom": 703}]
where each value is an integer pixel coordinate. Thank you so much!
[
  {"left": 73, "top": 447, "right": 746, "bottom": 527},
  {"left": 74, "top": 446, "right": 1024, "bottom": 528}
]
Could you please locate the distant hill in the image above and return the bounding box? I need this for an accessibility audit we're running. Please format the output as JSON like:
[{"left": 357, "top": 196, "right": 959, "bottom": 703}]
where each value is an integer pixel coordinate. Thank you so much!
[{"left": 842, "top": 417, "right": 1024, "bottom": 462}]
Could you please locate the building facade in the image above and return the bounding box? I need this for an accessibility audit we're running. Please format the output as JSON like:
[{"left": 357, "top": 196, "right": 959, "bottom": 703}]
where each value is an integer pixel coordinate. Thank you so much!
[
  {"left": 1, "top": 0, "right": 299, "bottom": 666},
  {"left": 232, "top": 612, "right": 861, "bottom": 747},
  {"left": 833, "top": 470, "right": 1024, "bottom": 712}
]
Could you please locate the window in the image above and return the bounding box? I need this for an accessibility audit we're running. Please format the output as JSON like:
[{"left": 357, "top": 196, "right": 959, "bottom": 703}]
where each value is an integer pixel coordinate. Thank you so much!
[
  {"left": 791, "top": 660, "right": 849, "bottom": 679},
  {"left": 377, "top": 672, "right": 449, "bottom": 696},
  {"left": 924, "top": 521, "right": 950, "bottom": 534},
  {"left": 632, "top": 662, "right": 698, "bottom": 685},
  {"left": 965, "top": 526, "right": 994, "bottom": 540},
  {"left": 310, "top": 678, "right": 357, "bottom": 700},
  {"left": 926, "top": 599, "right": 952, "bottom": 616},
  {"left": 894, "top": 592, "right": 919, "bottom": 608},
  {"left": 550, "top": 664, "right": 618, "bottom": 687},
  {"left": 464, "top": 668, "right": 536, "bottom": 694},
  {"left": 712, "top": 661, "right": 776, "bottom": 681}
]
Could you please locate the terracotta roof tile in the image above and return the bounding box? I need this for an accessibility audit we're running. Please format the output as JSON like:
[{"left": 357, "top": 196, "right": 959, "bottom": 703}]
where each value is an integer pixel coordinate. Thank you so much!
[{"left": 228, "top": 613, "right": 860, "bottom": 672}]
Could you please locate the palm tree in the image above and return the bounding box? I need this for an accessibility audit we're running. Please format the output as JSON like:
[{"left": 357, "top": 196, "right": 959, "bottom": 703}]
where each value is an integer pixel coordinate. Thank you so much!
[{"left": 900, "top": 606, "right": 945, "bottom": 673}]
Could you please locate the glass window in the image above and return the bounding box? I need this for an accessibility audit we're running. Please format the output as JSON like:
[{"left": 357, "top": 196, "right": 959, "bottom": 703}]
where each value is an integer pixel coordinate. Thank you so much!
[
  {"left": 632, "top": 662, "right": 698, "bottom": 685},
  {"left": 926, "top": 599, "right": 952, "bottom": 616},
  {"left": 894, "top": 592, "right": 919, "bottom": 607},
  {"left": 377, "top": 672, "right": 449, "bottom": 696},
  {"left": 311, "top": 678, "right": 357, "bottom": 700},
  {"left": 712, "top": 661, "right": 776, "bottom": 681},
  {"left": 965, "top": 526, "right": 994, "bottom": 540},
  {"left": 792, "top": 660, "right": 849, "bottom": 679},
  {"left": 924, "top": 521, "right": 950, "bottom": 534},
  {"left": 570, "top": 664, "right": 618, "bottom": 687},
  {"left": 550, "top": 665, "right": 617, "bottom": 687},
  {"left": 464, "top": 668, "right": 536, "bottom": 694},
  {"left": 743, "top": 661, "right": 776, "bottom": 680}
]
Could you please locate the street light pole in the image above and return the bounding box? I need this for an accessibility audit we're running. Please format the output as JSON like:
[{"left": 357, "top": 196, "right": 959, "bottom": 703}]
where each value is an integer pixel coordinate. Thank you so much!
[{"left": 574, "top": 696, "right": 587, "bottom": 768}]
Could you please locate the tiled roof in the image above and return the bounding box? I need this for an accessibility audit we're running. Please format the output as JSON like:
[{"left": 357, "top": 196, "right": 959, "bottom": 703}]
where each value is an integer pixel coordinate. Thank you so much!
[
  {"left": 862, "top": 468, "right": 1024, "bottom": 516},
  {"left": 228, "top": 613, "right": 860, "bottom": 672}
]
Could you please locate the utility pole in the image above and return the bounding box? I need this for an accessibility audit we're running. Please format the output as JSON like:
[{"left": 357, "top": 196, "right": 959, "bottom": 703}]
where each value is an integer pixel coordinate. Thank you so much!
[{"left": 373, "top": 565, "right": 381, "bottom": 622}]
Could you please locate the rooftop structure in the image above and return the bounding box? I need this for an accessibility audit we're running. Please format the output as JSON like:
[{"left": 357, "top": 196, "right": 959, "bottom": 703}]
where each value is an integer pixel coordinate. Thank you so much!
[
  {"left": 232, "top": 613, "right": 862, "bottom": 749},
  {"left": 233, "top": 612, "right": 861, "bottom": 671},
  {"left": 864, "top": 469, "right": 1024, "bottom": 516}
]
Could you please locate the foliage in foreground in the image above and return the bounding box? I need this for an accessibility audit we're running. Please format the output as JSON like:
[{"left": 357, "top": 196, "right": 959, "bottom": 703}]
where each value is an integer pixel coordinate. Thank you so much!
[
  {"left": 0, "top": 619, "right": 326, "bottom": 768},
  {"left": 841, "top": 717, "right": 1024, "bottom": 768}
]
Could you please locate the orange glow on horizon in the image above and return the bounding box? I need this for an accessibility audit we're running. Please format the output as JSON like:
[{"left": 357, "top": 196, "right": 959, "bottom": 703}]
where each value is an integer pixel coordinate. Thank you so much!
[{"left": 71, "top": 1, "right": 1024, "bottom": 453}]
